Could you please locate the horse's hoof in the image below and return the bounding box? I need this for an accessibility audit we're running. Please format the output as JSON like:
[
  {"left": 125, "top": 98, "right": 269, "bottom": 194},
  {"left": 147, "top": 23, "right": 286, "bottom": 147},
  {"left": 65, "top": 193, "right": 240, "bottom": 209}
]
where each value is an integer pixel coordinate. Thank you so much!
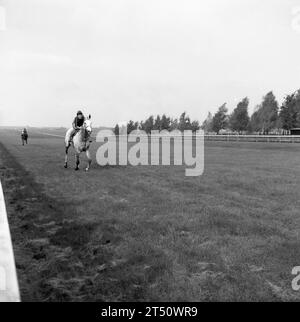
[
  {"left": 75, "top": 168, "right": 79, "bottom": 171},
  {"left": 64, "top": 164, "right": 68, "bottom": 168}
]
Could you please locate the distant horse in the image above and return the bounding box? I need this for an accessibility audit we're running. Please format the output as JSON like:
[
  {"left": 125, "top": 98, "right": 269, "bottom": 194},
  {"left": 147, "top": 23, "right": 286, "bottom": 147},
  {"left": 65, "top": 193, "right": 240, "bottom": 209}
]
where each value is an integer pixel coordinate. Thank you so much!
[
  {"left": 64, "top": 115, "right": 93, "bottom": 171},
  {"left": 21, "top": 130, "right": 28, "bottom": 146}
]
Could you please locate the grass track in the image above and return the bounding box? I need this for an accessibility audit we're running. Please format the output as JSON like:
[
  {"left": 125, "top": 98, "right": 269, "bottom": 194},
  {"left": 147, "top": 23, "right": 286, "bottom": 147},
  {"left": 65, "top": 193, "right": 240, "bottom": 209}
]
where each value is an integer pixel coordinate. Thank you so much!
[{"left": 1, "top": 128, "right": 300, "bottom": 301}]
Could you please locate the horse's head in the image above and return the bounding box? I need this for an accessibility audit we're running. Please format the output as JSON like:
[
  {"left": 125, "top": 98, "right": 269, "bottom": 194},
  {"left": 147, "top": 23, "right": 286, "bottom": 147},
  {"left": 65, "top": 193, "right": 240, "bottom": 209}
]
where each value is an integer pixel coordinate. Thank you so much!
[{"left": 83, "top": 114, "right": 92, "bottom": 135}]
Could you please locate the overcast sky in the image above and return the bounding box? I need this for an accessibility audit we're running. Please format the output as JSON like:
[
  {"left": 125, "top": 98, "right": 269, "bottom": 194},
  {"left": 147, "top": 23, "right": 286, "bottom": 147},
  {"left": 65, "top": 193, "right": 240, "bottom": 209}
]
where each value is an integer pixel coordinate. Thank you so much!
[{"left": 1, "top": 0, "right": 300, "bottom": 127}]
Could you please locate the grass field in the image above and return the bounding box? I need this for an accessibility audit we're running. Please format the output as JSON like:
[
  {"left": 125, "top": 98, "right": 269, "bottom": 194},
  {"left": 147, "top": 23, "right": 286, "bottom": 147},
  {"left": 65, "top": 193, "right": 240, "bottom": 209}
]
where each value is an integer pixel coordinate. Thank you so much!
[{"left": 1, "top": 128, "right": 300, "bottom": 301}]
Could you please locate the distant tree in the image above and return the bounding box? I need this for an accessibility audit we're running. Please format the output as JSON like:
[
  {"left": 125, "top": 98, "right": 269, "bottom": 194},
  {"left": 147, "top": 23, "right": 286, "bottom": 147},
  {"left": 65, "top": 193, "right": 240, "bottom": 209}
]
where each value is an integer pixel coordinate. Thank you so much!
[
  {"left": 201, "top": 112, "right": 213, "bottom": 133},
  {"left": 229, "top": 97, "right": 250, "bottom": 133},
  {"left": 153, "top": 115, "right": 161, "bottom": 131},
  {"left": 212, "top": 103, "right": 229, "bottom": 134},
  {"left": 249, "top": 106, "right": 262, "bottom": 133},
  {"left": 127, "top": 120, "right": 138, "bottom": 134},
  {"left": 160, "top": 114, "right": 171, "bottom": 130},
  {"left": 252, "top": 92, "right": 279, "bottom": 134},
  {"left": 169, "top": 118, "right": 179, "bottom": 131},
  {"left": 191, "top": 120, "right": 200, "bottom": 132},
  {"left": 140, "top": 115, "right": 154, "bottom": 134},
  {"left": 178, "top": 112, "right": 192, "bottom": 131},
  {"left": 279, "top": 90, "right": 300, "bottom": 130},
  {"left": 262, "top": 91, "right": 279, "bottom": 133}
]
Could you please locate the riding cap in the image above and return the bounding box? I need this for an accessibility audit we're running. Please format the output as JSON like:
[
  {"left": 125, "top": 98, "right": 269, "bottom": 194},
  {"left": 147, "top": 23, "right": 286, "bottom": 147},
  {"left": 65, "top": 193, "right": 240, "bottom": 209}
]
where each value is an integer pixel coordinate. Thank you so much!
[{"left": 77, "top": 110, "right": 83, "bottom": 115}]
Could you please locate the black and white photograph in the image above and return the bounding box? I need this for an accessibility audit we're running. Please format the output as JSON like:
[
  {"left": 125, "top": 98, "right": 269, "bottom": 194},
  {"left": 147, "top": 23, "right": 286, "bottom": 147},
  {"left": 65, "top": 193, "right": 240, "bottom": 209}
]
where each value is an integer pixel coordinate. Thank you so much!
[{"left": 1, "top": 0, "right": 300, "bottom": 307}]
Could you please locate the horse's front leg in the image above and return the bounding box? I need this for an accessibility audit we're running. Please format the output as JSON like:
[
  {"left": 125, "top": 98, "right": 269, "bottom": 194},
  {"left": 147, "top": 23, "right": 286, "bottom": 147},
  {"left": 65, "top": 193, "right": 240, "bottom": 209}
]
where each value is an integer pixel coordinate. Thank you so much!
[
  {"left": 64, "top": 145, "right": 69, "bottom": 168},
  {"left": 75, "top": 152, "right": 80, "bottom": 171},
  {"left": 85, "top": 150, "right": 92, "bottom": 171}
]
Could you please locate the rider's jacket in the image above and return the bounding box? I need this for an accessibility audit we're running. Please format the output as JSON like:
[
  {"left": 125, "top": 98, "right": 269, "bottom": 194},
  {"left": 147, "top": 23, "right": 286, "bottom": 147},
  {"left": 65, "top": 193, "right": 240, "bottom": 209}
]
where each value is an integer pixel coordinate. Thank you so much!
[{"left": 72, "top": 116, "right": 85, "bottom": 129}]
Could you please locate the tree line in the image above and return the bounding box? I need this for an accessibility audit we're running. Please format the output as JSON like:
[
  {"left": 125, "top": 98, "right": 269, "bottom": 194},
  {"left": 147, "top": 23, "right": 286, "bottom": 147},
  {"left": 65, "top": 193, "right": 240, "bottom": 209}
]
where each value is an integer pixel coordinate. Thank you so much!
[
  {"left": 203, "top": 90, "right": 300, "bottom": 134},
  {"left": 114, "top": 112, "right": 200, "bottom": 135},
  {"left": 114, "top": 89, "right": 300, "bottom": 135}
]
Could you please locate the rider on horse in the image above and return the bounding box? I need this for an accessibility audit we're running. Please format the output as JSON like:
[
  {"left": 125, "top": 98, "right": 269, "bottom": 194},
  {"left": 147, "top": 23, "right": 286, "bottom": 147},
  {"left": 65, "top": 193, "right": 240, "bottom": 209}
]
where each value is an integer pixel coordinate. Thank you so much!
[
  {"left": 69, "top": 110, "right": 85, "bottom": 143},
  {"left": 21, "top": 128, "right": 28, "bottom": 136},
  {"left": 21, "top": 128, "right": 28, "bottom": 145},
  {"left": 65, "top": 111, "right": 93, "bottom": 171}
]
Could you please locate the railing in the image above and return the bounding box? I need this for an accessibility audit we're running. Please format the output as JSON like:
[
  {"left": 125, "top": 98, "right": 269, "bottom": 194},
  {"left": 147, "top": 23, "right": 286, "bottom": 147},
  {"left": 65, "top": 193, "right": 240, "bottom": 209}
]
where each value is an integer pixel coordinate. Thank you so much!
[
  {"left": 35, "top": 130, "right": 300, "bottom": 144},
  {"left": 0, "top": 180, "right": 20, "bottom": 302},
  {"left": 205, "top": 135, "right": 300, "bottom": 143}
]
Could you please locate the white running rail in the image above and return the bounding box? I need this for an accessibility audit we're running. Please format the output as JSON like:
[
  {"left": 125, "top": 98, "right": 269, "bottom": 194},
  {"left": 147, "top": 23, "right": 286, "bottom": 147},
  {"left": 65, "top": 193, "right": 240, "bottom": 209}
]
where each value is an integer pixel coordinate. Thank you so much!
[
  {"left": 0, "top": 180, "right": 20, "bottom": 302},
  {"left": 205, "top": 135, "right": 300, "bottom": 143},
  {"left": 35, "top": 130, "right": 300, "bottom": 143}
]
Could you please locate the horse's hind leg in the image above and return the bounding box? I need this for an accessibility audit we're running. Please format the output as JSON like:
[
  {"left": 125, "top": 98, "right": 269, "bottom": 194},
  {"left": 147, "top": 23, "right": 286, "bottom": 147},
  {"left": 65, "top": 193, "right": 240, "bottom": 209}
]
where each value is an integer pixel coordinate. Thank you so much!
[
  {"left": 75, "top": 153, "right": 80, "bottom": 171},
  {"left": 64, "top": 145, "right": 69, "bottom": 168},
  {"left": 85, "top": 150, "right": 92, "bottom": 171}
]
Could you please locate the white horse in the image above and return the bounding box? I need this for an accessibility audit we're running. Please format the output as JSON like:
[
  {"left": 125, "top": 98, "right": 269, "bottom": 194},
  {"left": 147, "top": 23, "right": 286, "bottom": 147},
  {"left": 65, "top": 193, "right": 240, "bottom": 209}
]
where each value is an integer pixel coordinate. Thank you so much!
[{"left": 64, "top": 115, "right": 93, "bottom": 171}]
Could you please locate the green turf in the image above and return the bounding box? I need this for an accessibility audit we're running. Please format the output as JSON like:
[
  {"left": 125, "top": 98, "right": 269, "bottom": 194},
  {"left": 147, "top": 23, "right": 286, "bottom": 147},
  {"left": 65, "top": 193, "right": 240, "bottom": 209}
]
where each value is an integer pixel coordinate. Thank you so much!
[{"left": 1, "top": 128, "right": 300, "bottom": 301}]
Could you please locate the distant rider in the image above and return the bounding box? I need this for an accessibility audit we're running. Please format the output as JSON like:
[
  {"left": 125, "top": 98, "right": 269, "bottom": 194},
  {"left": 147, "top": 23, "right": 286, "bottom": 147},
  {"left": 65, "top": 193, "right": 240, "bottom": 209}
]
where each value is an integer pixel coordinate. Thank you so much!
[{"left": 69, "top": 110, "right": 85, "bottom": 143}]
